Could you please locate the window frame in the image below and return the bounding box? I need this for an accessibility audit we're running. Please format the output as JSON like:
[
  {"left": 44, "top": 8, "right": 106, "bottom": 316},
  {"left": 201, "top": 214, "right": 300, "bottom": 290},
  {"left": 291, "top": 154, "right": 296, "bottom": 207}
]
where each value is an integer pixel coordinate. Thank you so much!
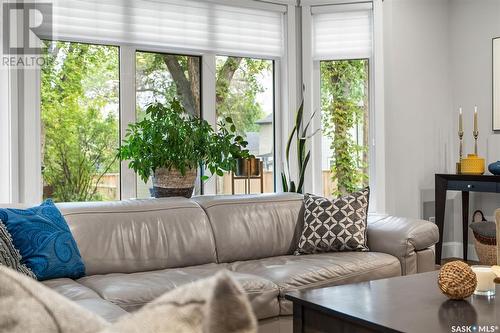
[
  {"left": 39, "top": 39, "right": 122, "bottom": 202},
  {"left": 303, "top": 0, "right": 385, "bottom": 213},
  {"left": 7, "top": 4, "right": 300, "bottom": 204},
  {"left": 313, "top": 57, "right": 374, "bottom": 198},
  {"left": 212, "top": 55, "right": 278, "bottom": 195},
  {"left": 33, "top": 37, "right": 284, "bottom": 201}
]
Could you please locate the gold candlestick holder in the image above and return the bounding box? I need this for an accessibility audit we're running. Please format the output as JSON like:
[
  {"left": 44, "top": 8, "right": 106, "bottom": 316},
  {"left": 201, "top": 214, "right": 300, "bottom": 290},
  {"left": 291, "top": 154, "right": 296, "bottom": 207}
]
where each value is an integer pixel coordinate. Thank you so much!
[
  {"left": 457, "top": 130, "right": 464, "bottom": 174},
  {"left": 473, "top": 129, "right": 479, "bottom": 155}
]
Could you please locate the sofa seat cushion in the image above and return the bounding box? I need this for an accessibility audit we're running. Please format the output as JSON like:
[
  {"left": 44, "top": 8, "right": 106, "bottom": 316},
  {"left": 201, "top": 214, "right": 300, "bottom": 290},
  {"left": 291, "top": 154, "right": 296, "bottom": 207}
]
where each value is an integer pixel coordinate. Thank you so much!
[
  {"left": 100, "top": 271, "right": 257, "bottom": 333},
  {"left": 42, "top": 278, "right": 128, "bottom": 323},
  {"left": 227, "top": 252, "right": 401, "bottom": 315},
  {"left": 77, "top": 263, "right": 280, "bottom": 320}
]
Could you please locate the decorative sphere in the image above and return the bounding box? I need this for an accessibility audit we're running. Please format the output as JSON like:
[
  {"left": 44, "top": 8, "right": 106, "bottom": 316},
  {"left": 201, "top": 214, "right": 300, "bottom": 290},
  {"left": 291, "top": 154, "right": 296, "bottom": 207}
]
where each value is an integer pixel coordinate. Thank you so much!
[
  {"left": 488, "top": 161, "right": 500, "bottom": 175},
  {"left": 438, "top": 261, "right": 477, "bottom": 300}
]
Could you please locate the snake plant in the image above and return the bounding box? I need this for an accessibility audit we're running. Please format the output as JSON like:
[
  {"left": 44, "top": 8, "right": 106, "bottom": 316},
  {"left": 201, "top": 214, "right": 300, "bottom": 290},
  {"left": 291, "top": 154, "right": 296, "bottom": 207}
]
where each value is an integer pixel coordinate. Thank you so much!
[{"left": 281, "top": 100, "right": 318, "bottom": 194}]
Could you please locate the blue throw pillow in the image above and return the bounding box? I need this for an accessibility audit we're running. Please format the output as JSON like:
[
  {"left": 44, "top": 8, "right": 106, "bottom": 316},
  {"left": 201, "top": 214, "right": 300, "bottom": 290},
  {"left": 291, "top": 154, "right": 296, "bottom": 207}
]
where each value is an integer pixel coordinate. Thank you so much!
[{"left": 0, "top": 199, "right": 85, "bottom": 280}]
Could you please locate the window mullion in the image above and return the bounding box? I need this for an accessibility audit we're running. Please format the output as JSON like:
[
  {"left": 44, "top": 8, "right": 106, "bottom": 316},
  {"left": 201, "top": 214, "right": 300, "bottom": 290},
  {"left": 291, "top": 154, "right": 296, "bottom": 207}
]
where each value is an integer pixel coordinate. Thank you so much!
[
  {"left": 20, "top": 10, "right": 41, "bottom": 204},
  {"left": 311, "top": 61, "right": 323, "bottom": 195},
  {"left": 302, "top": 5, "right": 317, "bottom": 195},
  {"left": 22, "top": 62, "right": 42, "bottom": 203},
  {"left": 372, "top": 0, "right": 385, "bottom": 213},
  {"left": 201, "top": 53, "right": 217, "bottom": 195},
  {"left": 119, "top": 46, "right": 137, "bottom": 200}
]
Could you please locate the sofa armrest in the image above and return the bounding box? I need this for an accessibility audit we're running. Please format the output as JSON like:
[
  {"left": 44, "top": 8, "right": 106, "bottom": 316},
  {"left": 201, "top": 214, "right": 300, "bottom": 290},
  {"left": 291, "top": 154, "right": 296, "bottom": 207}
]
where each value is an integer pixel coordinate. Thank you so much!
[{"left": 367, "top": 214, "right": 439, "bottom": 273}]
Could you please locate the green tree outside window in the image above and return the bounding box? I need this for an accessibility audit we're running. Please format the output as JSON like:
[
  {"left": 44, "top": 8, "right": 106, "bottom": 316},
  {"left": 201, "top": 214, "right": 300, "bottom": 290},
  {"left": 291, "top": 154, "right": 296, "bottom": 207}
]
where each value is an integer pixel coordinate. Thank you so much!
[{"left": 321, "top": 59, "right": 370, "bottom": 196}]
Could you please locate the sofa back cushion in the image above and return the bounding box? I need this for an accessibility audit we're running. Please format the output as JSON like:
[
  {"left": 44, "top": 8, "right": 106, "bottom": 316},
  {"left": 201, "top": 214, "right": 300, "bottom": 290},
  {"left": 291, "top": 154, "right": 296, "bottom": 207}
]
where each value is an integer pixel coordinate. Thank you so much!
[
  {"left": 57, "top": 198, "right": 217, "bottom": 275},
  {"left": 193, "top": 194, "right": 304, "bottom": 263}
]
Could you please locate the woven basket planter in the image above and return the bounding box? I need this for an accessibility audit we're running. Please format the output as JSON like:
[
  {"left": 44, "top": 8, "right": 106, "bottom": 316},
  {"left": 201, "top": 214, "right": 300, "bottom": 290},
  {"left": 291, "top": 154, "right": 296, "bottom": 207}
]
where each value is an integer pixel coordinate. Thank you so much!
[
  {"left": 473, "top": 231, "right": 497, "bottom": 266},
  {"left": 151, "top": 167, "right": 197, "bottom": 198},
  {"left": 470, "top": 210, "right": 497, "bottom": 266}
]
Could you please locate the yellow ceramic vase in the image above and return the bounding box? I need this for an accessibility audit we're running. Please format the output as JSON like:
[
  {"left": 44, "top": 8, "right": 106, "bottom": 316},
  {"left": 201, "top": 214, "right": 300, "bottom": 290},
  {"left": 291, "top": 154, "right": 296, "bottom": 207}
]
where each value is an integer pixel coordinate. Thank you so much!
[{"left": 460, "top": 154, "right": 485, "bottom": 175}]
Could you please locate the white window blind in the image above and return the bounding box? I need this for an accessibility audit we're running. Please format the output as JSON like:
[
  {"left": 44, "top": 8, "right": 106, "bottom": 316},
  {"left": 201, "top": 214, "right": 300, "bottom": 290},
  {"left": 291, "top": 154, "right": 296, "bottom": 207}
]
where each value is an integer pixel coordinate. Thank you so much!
[
  {"left": 312, "top": 3, "right": 373, "bottom": 60},
  {"left": 38, "top": 0, "right": 285, "bottom": 58}
]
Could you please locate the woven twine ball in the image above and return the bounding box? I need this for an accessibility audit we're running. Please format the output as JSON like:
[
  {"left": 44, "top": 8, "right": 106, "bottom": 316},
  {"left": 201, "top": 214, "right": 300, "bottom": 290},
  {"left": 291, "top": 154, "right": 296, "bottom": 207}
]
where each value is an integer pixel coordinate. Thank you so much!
[{"left": 438, "top": 261, "right": 477, "bottom": 300}]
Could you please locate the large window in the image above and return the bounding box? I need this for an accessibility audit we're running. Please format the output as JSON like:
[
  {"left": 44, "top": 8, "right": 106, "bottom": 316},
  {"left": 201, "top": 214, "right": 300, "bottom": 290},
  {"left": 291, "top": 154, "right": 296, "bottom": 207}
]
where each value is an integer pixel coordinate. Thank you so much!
[
  {"left": 29, "top": 1, "right": 285, "bottom": 203},
  {"left": 135, "top": 51, "right": 201, "bottom": 198},
  {"left": 41, "top": 41, "right": 120, "bottom": 202},
  {"left": 320, "top": 59, "right": 370, "bottom": 197},
  {"left": 215, "top": 56, "right": 275, "bottom": 194},
  {"left": 40, "top": 47, "right": 277, "bottom": 201},
  {"left": 310, "top": 3, "right": 373, "bottom": 198}
]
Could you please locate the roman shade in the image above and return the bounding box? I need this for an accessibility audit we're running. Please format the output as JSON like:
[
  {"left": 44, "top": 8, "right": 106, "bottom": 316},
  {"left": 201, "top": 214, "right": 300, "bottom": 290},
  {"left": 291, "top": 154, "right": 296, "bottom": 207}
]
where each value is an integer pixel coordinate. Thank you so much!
[
  {"left": 311, "top": 3, "right": 373, "bottom": 60},
  {"left": 38, "top": 0, "right": 285, "bottom": 58}
]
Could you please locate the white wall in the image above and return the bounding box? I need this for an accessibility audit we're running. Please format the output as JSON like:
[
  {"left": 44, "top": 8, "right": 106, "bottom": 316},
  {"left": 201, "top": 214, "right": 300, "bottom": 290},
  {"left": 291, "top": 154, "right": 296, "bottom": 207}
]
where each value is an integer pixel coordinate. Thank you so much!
[
  {"left": 383, "top": 0, "right": 453, "bottom": 219},
  {"left": 383, "top": 0, "right": 500, "bottom": 258},
  {"left": 450, "top": 0, "right": 500, "bottom": 221}
]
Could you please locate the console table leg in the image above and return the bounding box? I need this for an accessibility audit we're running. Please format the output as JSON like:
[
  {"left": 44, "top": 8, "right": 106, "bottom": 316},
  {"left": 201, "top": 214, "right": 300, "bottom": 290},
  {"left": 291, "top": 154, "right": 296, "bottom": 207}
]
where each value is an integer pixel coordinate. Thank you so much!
[
  {"left": 462, "top": 191, "right": 469, "bottom": 261},
  {"left": 435, "top": 175, "right": 447, "bottom": 264}
]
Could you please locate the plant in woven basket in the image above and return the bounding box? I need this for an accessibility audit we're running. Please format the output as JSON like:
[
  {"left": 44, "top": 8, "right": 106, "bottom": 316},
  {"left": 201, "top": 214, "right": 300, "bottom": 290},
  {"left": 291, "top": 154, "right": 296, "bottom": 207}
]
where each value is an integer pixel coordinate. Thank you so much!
[{"left": 118, "top": 99, "right": 252, "bottom": 198}]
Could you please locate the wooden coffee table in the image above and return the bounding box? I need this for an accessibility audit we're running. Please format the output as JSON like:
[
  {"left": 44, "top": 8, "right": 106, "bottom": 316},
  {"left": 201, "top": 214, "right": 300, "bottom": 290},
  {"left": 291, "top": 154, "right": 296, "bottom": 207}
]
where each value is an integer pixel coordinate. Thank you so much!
[{"left": 285, "top": 271, "right": 500, "bottom": 333}]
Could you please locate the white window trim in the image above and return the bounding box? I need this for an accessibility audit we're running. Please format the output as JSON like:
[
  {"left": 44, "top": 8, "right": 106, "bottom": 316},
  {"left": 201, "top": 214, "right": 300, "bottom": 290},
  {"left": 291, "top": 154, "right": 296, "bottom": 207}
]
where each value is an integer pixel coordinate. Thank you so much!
[
  {"left": 119, "top": 46, "right": 137, "bottom": 200},
  {"left": 0, "top": 67, "right": 14, "bottom": 204},
  {"left": 280, "top": 3, "right": 301, "bottom": 191},
  {"left": 21, "top": 60, "right": 42, "bottom": 204},
  {"left": 372, "top": 0, "right": 385, "bottom": 214},
  {"left": 301, "top": 4, "right": 315, "bottom": 195},
  {"left": 302, "top": 0, "right": 385, "bottom": 213},
  {"left": 201, "top": 53, "right": 217, "bottom": 195},
  {"left": 8, "top": 10, "right": 42, "bottom": 205}
]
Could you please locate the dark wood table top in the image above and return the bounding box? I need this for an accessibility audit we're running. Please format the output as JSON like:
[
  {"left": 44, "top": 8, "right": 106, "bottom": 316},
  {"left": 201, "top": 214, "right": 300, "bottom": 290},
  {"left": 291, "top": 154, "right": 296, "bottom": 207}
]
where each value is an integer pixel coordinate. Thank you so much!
[
  {"left": 285, "top": 271, "right": 500, "bottom": 333},
  {"left": 436, "top": 173, "right": 500, "bottom": 181}
]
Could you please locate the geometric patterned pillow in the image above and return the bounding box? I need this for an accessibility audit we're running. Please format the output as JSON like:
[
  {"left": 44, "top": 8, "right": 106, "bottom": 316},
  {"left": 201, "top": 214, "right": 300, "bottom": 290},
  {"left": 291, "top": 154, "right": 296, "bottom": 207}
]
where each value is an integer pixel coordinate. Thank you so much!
[
  {"left": 295, "top": 187, "right": 370, "bottom": 254},
  {"left": 0, "top": 221, "right": 36, "bottom": 279}
]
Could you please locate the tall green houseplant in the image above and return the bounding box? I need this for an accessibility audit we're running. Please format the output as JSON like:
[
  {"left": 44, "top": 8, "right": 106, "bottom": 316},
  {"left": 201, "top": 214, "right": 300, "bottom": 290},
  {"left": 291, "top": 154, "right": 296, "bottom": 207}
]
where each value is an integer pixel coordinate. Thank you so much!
[{"left": 281, "top": 100, "right": 317, "bottom": 194}]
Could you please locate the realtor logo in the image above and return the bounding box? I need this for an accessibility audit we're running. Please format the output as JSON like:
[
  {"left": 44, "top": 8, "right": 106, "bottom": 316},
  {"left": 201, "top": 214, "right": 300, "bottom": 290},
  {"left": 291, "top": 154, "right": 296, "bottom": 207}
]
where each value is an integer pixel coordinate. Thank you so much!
[{"left": 2, "top": 2, "right": 52, "bottom": 55}]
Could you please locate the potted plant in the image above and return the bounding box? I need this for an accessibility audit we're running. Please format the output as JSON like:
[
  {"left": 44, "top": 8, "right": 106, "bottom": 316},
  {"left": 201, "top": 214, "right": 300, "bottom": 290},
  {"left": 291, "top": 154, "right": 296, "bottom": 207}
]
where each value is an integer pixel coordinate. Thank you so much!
[
  {"left": 235, "top": 157, "right": 261, "bottom": 177},
  {"left": 118, "top": 99, "right": 252, "bottom": 198},
  {"left": 281, "top": 99, "right": 318, "bottom": 194}
]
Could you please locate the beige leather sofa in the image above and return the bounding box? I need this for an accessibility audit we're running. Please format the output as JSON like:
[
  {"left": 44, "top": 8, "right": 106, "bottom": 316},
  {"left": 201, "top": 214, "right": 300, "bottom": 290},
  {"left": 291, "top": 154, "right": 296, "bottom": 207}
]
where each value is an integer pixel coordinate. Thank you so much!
[{"left": 28, "top": 193, "right": 438, "bottom": 333}]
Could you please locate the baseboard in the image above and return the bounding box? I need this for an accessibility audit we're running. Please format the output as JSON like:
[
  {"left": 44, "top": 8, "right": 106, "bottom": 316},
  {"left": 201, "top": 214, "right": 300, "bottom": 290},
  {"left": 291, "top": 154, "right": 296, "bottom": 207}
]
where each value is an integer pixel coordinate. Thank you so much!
[{"left": 442, "top": 241, "right": 478, "bottom": 262}]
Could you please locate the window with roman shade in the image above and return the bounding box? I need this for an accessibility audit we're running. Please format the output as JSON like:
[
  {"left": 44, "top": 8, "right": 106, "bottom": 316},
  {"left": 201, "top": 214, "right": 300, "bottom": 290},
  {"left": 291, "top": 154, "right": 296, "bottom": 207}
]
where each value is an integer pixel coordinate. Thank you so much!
[{"left": 309, "top": 2, "right": 374, "bottom": 198}]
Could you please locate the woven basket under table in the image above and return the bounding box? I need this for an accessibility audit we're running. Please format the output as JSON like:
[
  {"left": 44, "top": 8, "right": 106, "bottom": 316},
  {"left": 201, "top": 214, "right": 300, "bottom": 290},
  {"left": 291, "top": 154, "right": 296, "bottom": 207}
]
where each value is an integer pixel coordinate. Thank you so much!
[{"left": 473, "top": 231, "right": 497, "bottom": 266}]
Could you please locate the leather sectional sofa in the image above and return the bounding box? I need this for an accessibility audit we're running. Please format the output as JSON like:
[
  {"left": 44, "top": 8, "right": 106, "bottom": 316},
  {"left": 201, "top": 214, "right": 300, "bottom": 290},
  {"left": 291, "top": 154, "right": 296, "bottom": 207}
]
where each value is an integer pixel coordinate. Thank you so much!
[{"left": 16, "top": 193, "right": 438, "bottom": 333}]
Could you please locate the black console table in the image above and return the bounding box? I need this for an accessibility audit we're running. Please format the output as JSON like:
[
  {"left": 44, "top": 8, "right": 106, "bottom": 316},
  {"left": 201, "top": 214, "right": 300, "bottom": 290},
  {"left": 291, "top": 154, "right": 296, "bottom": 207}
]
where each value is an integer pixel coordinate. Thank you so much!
[{"left": 435, "top": 174, "right": 500, "bottom": 264}]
